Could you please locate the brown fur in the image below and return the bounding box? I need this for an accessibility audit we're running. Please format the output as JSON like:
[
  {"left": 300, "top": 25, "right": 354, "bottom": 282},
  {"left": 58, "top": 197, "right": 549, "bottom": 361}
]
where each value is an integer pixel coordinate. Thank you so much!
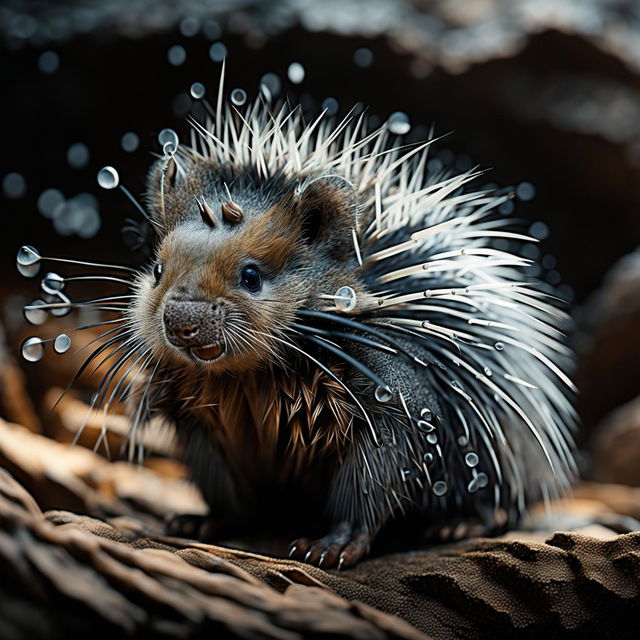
[{"left": 159, "top": 363, "right": 355, "bottom": 488}]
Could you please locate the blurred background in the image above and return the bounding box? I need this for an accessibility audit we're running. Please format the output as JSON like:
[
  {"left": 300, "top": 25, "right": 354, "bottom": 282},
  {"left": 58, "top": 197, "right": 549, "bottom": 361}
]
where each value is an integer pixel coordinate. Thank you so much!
[{"left": 1, "top": 0, "right": 639, "bottom": 483}]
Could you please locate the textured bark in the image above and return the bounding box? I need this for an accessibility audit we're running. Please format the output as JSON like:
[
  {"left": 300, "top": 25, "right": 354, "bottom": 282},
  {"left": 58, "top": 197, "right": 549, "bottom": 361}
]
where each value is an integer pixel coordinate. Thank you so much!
[
  {"left": 0, "top": 467, "right": 427, "bottom": 640},
  {"left": 2, "top": 422, "right": 640, "bottom": 639}
]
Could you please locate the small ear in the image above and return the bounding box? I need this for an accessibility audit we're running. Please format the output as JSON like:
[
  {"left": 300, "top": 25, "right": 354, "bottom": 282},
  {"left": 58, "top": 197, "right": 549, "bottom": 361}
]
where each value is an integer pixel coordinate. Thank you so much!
[
  {"left": 300, "top": 204, "right": 323, "bottom": 244},
  {"left": 145, "top": 154, "right": 196, "bottom": 229},
  {"left": 296, "top": 177, "right": 356, "bottom": 247}
]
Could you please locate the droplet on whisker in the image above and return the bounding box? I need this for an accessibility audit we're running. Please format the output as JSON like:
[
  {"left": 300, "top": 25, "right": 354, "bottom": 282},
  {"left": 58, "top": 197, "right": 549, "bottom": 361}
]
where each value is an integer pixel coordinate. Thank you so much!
[
  {"left": 24, "top": 299, "right": 48, "bottom": 325},
  {"left": 41, "top": 272, "right": 65, "bottom": 294},
  {"left": 50, "top": 292, "right": 72, "bottom": 317},
  {"left": 97, "top": 166, "right": 119, "bottom": 190},
  {"left": 54, "top": 333, "right": 71, "bottom": 354},
  {"left": 334, "top": 286, "right": 357, "bottom": 312},
  {"left": 17, "top": 245, "right": 41, "bottom": 266},
  {"left": 21, "top": 337, "right": 45, "bottom": 362}
]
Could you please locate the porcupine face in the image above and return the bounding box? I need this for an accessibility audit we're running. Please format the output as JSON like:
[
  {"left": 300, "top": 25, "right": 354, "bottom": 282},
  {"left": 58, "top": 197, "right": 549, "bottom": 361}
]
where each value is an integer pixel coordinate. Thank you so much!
[{"left": 129, "top": 158, "right": 361, "bottom": 374}]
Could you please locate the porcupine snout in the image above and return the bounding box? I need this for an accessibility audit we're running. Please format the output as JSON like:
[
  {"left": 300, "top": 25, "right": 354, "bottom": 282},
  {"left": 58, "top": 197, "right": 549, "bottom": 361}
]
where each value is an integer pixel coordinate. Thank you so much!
[{"left": 163, "top": 299, "right": 226, "bottom": 361}]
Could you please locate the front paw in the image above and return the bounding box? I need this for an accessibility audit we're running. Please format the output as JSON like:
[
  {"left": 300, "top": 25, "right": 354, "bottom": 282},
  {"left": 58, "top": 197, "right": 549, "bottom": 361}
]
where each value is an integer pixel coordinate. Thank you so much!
[{"left": 288, "top": 521, "right": 372, "bottom": 569}]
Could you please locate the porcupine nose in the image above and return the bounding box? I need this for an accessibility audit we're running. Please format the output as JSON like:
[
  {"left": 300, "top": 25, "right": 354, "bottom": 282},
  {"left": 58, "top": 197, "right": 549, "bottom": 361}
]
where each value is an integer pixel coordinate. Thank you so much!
[{"left": 163, "top": 299, "right": 223, "bottom": 349}]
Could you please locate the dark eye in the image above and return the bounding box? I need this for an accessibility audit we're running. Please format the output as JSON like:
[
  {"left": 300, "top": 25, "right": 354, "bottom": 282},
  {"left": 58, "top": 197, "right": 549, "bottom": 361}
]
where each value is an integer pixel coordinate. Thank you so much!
[
  {"left": 240, "top": 265, "right": 262, "bottom": 292},
  {"left": 153, "top": 262, "right": 163, "bottom": 285}
]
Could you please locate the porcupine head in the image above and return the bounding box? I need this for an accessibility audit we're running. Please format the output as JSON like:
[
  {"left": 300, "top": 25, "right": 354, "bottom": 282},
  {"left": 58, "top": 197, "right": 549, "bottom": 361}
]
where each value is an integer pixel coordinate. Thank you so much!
[{"left": 9, "top": 75, "right": 574, "bottom": 569}]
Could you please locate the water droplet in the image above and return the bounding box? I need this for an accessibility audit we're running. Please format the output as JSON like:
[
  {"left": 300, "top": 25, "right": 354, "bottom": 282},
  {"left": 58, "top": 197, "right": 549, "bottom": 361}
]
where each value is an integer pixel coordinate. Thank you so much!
[
  {"left": 540, "top": 254, "right": 555, "bottom": 271},
  {"left": 230, "top": 88, "right": 247, "bottom": 106},
  {"left": 420, "top": 407, "right": 432, "bottom": 421},
  {"left": 465, "top": 452, "right": 479, "bottom": 468},
  {"left": 417, "top": 420, "right": 435, "bottom": 433},
  {"left": 66, "top": 142, "right": 89, "bottom": 169},
  {"left": 17, "top": 245, "right": 40, "bottom": 266},
  {"left": 516, "top": 181, "right": 536, "bottom": 202},
  {"left": 50, "top": 292, "right": 72, "bottom": 317},
  {"left": 427, "top": 433, "right": 438, "bottom": 444},
  {"left": 38, "top": 188, "right": 64, "bottom": 218},
  {"left": 321, "top": 97, "right": 339, "bottom": 116},
  {"left": 167, "top": 44, "right": 186, "bottom": 66},
  {"left": 190, "top": 82, "right": 206, "bottom": 99},
  {"left": 432, "top": 480, "right": 448, "bottom": 496},
  {"left": 97, "top": 166, "right": 119, "bottom": 190},
  {"left": 163, "top": 141, "right": 176, "bottom": 156},
  {"left": 287, "top": 62, "right": 305, "bottom": 84},
  {"left": 76, "top": 205, "right": 101, "bottom": 239},
  {"left": 493, "top": 392, "right": 502, "bottom": 403},
  {"left": 203, "top": 20, "right": 221, "bottom": 40},
  {"left": 423, "top": 452, "right": 433, "bottom": 464},
  {"left": 483, "top": 367, "right": 492, "bottom": 377},
  {"left": 158, "top": 128, "right": 179, "bottom": 148},
  {"left": 467, "top": 477, "right": 480, "bottom": 493},
  {"left": 529, "top": 221, "right": 549, "bottom": 240},
  {"left": 424, "top": 290, "right": 432, "bottom": 297},
  {"left": 402, "top": 468, "right": 412, "bottom": 481},
  {"left": 22, "top": 337, "right": 44, "bottom": 362},
  {"left": 334, "top": 286, "right": 357, "bottom": 312},
  {"left": 547, "top": 270, "right": 561, "bottom": 286},
  {"left": 457, "top": 435, "right": 468, "bottom": 446},
  {"left": 476, "top": 472, "right": 488, "bottom": 488},
  {"left": 353, "top": 47, "right": 374, "bottom": 68},
  {"left": 388, "top": 112, "right": 411, "bottom": 135},
  {"left": 260, "top": 73, "right": 281, "bottom": 99},
  {"left": 375, "top": 385, "right": 392, "bottom": 403},
  {"left": 179, "top": 16, "right": 200, "bottom": 37},
  {"left": 494, "top": 341, "right": 504, "bottom": 351},
  {"left": 53, "top": 333, "right": 71, "bottom": 354},
  {"left": 17, "top": 261, "right": 40, "bottom": 278},
  {"left": 121, "top": 131, "right": 139, "bottom": 153},
  {"left": 24, "top": 299, "right": 48, "bottom": 325},
  {"left": 41, "top": 272, "right": 64, "bottom": 294},
  {"left": 3, "top": 172, "right": 26, "bottom": 199},
  {"left": 209, "top": 42, "right": 227, "bottom": 62},
  {"left": 38, "top": 50, "right": 60, "bottom": 74},
  {"left": 499, "top": 200, "right": 514, "bottom": 215}
]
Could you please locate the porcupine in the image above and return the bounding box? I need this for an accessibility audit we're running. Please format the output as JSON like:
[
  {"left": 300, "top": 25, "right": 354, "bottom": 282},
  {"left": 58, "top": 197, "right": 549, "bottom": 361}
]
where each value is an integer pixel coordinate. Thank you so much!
[{"left": 19, "top": 76, "right": 576, "bottom": 569}]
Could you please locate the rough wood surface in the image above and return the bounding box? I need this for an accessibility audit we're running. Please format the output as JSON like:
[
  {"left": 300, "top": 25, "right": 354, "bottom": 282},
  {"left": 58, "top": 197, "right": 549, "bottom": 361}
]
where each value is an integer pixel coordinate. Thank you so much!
[{"left": 2, "top": 420, "right": 640, "bottom": 639}]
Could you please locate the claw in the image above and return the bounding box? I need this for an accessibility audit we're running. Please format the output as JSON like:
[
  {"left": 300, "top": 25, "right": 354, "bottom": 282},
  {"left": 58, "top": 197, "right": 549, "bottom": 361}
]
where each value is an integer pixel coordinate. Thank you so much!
[
  {"left": 338, "top": 554, "right": 345, "bottom": 571},
  {"left": 318, "top": 551, "right": 327, "bottom": 567},
  {"left": 304, "top": 549, "right": 313, "bottom": 563},
  {"left": 288, "top": 545, "right": 297, "bottom": 558}
]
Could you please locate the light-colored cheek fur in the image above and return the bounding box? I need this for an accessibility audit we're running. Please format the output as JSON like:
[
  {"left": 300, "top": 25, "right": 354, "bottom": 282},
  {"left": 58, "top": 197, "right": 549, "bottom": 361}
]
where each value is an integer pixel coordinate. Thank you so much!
[{"left": 129, "top": 270, "right": 299, "bottom": 375}]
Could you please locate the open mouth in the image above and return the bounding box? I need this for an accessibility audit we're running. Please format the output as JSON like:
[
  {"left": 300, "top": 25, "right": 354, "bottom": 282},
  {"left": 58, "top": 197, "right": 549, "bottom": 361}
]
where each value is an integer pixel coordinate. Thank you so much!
[{"left": 189, "top": 344, "right": 225, "bottom": 362}]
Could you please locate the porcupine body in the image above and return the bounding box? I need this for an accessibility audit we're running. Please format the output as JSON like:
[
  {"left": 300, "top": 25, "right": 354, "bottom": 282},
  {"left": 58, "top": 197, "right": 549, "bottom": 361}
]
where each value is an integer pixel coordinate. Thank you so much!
[
  {"left": 22, "top": 79, "right": 576, "bottom": 568},
  {"left": 123, "top": 86, "right": 577, "bottom": 568}
]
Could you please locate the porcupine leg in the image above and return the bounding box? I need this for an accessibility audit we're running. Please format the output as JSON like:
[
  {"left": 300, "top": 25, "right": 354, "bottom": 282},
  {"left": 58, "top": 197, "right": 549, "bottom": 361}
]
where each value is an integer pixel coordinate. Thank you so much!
[
  {"left": 289, "top": 424, "right": 407, "bottom": 569},
  {"left": 166, "top": 423, "right": 244, "bottom": 542}
]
